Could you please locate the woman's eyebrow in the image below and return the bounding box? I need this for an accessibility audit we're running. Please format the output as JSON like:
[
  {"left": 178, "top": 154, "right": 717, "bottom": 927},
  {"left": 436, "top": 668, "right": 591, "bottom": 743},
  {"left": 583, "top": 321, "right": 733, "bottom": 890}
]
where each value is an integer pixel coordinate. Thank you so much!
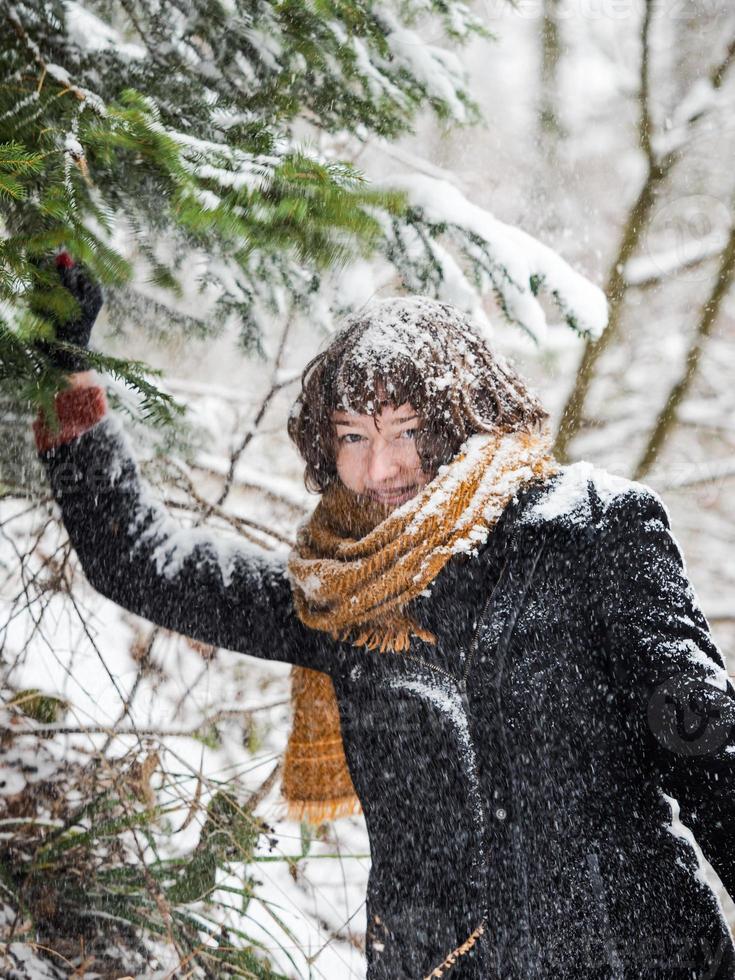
[{"left": 333, "top": 414, "right": 418, "bottom": 427}]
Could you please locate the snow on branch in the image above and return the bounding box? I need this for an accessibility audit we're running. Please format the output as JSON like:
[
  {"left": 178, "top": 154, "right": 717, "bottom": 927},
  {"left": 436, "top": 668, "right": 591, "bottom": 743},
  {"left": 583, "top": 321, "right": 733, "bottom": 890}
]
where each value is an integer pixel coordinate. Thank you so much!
[
  {"left": 624, "top": 230, "right": 730, "bottom": 288},
  {"left": 65, "top": 1, "right": 145, "bottom": 60},
  {"left": 379, "top": 174, "right": 608, "bottom": 343},
  {"left": 652, "top": 30, "right": 735, "bottom": 160},
  {"left": 377, "top": 6, "right": 475, "bottom": 123}
]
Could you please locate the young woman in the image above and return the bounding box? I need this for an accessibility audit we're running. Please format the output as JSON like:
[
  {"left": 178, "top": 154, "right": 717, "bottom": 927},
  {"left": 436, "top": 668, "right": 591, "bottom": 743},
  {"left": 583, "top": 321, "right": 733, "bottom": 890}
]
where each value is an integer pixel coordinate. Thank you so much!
[{"left": 33, "top": 255, "right": 735, "bottom": 979}]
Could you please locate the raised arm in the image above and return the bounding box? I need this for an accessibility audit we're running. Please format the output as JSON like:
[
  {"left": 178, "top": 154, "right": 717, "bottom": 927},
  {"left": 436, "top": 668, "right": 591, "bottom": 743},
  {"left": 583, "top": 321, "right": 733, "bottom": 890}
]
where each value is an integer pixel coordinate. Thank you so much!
[
  {"left": 589, "top": 486, "right": 735, "bottom": 898},
  {"left": 34, "top": 380, "right": 326, "bottom": 670},
  {"left": 29, "top": 250, "right": 324, "bottom": 671}
]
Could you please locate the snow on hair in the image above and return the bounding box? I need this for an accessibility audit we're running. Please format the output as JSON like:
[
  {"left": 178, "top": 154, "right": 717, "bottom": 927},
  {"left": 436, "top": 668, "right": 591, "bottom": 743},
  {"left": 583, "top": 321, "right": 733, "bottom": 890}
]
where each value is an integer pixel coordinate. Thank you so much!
[{"left": 288, "top": 296, "right": 549, "bottom": 493}]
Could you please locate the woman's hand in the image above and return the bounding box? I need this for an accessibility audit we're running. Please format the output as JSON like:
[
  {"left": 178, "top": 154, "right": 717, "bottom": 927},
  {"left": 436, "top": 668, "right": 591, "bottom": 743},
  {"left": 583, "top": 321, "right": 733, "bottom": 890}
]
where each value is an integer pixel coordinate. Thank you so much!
[{"left": 33, "top": 251, "right": 103, "bottom": 375}]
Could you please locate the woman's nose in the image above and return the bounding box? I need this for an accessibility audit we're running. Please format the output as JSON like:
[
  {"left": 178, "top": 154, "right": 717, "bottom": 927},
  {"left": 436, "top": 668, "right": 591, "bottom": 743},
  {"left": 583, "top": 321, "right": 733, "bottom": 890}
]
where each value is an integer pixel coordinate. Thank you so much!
[{"left": 367, "top": 442, "right": 401, "bottom": 483}]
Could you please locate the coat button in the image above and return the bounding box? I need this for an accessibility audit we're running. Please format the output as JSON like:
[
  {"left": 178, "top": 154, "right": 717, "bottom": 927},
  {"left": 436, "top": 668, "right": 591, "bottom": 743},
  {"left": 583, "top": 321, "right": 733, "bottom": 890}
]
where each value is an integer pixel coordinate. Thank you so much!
[{"left": 495, "top": 807, "right": 507, "bottom": 821}]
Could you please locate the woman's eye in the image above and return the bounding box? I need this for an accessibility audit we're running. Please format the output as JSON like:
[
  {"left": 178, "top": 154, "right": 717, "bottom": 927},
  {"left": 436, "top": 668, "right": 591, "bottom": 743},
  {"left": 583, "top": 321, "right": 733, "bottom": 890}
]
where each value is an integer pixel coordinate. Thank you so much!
[
  {"left": 339, "top": 433, "right": 365, "bottom": 444},
  {"left": 400, "top": 428, "right": 419, "bottom": 440}
]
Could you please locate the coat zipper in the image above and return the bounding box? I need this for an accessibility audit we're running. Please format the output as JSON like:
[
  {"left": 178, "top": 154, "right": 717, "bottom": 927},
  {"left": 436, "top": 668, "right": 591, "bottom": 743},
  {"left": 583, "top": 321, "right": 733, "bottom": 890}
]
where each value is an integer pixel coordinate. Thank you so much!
[
  {"left": 400, "top": 552, "right": 512, "bottom": 818},
  {"left": 402, "top": 543, "right": 546, "bottom": 978},
  {"left": 401, "top": 555, "right": 512, "bottom": 976},
  {"left": 399, "top": 543, "right": 547, "bottom": 818},
  {"left": 460, "top": 554, "right": 511, "bottom": 701},
  {"left": 402, "top": 553, "right": 511, "bottom": 711}
]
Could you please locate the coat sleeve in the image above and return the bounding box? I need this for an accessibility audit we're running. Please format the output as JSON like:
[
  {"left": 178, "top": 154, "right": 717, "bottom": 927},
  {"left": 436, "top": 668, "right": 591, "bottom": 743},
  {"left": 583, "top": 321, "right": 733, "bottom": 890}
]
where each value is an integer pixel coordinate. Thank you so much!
[
  {"left": 590, "top": 485, "right": 735, "bottom": 899},
  {"left": 37, "top": 401, "right": 327, "bottom": 672}
]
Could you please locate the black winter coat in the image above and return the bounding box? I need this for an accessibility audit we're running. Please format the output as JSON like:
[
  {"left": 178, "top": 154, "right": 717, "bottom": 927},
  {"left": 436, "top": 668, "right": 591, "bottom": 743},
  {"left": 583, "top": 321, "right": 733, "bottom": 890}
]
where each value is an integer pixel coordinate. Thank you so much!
[{"left": 39, "top": 412, "right": 735, "bottom": 980}]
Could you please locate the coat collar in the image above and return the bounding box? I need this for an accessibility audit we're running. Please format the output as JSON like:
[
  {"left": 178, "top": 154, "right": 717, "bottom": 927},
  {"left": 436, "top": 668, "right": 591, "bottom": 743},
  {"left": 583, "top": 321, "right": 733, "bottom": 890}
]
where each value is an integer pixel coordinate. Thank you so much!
[
  {"left": 510, "top": 460, "right": 645, "bottom": 533},
  {"left": 404, "top": 470, "right": 561, "bottom": 650}
]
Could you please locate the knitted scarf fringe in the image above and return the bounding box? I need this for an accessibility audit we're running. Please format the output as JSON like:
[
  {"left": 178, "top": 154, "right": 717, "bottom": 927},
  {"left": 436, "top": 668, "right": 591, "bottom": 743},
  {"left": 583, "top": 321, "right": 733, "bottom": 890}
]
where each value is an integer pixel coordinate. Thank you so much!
[
  {"left": 332, "top": 620, "right": 437, "bottom": 653},
  {"left": 284, "top": 795, "right": 364, "bottom": 824}
]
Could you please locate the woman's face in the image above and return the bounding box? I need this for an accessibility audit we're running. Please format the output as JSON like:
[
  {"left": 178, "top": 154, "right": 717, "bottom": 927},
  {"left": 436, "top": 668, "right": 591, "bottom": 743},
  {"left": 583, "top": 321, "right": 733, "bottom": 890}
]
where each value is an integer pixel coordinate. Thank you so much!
[{"left": 331, "top": 401, "right": 430, "bottom": 508}]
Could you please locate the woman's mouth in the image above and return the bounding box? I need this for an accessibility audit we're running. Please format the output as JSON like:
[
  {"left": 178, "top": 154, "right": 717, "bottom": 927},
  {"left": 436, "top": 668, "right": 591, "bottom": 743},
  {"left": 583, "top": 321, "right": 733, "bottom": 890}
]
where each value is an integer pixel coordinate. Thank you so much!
[{"left": 366, "top": 486, "right": 417, "bottom": 506}]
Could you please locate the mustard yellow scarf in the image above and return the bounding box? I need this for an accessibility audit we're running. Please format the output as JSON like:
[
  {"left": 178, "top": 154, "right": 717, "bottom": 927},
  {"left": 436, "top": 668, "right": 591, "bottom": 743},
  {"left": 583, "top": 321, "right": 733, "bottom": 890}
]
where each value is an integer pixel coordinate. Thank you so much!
[{"left": 282, "top": 425, "right": 560, "bottom": 823}]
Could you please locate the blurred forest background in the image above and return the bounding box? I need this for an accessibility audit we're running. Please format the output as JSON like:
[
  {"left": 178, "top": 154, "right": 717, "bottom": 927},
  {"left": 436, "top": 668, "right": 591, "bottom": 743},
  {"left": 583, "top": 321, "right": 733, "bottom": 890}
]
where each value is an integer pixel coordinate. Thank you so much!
[{"left": 1, "top": 0, "right": 735, "bottom": 976}]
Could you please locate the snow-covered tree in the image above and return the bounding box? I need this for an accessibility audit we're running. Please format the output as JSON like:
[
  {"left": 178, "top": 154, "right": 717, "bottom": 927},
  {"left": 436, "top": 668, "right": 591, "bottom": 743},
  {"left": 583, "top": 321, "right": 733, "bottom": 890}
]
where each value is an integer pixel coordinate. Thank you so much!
[
  {"left": 0, "top": 0, "right": 608, "bottom": 425},
  {"left": 1, "top": 0, "right": 480, "bottom": 398}
]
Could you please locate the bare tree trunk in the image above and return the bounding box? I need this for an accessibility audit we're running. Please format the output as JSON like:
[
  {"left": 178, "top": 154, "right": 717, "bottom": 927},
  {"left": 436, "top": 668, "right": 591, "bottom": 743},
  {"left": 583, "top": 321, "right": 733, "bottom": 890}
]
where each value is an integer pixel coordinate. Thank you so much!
[
  {"left": 552, "top": 9, "right": 735, "bottom": 462},
  {"left": 633, "top": 212, "right": 735, "bottom": 480},
  {"left": 539, "top": 0, "right": 564, "bottom": 148},
  {"left": 553, "top": 167, "right": 666, "bottom": 461},
  {"left": 553, "top": 0, "right": 658, "bottom": 461}
]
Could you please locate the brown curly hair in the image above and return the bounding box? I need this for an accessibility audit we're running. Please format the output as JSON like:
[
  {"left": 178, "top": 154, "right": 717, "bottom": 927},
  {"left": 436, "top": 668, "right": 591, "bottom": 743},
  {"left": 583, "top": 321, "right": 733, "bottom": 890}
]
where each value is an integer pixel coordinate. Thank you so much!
[{"left": 287, "top": 297, "right": 549, "bottom": 493}]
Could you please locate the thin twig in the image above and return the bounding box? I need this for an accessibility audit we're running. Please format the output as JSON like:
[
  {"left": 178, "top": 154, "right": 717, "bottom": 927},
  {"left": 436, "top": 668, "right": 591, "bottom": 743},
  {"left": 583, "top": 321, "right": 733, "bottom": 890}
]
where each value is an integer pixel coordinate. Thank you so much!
[
  {"left": 164, "top": 465, "right": 293, "bottom": 547},
  {"left": 211, "top": 309, "right": 296, "bottom": 515},
  {"left": 1, "top": 701, "right": 290, "bottom": 738}
]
